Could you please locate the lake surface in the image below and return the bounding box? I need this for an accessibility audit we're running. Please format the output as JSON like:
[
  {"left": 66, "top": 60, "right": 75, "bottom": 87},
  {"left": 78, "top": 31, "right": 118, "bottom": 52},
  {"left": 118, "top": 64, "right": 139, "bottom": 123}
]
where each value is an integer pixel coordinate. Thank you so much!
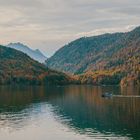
[{"left": 0, "top": 85, "right": 140, "bottom": 140}]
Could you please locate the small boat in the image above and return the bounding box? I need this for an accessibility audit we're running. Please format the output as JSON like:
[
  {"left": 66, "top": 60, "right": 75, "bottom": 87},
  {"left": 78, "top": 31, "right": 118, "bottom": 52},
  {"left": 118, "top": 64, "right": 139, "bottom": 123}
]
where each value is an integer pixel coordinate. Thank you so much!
[{"left": 101, "top": 93, "right": 113, "bottom": 98}]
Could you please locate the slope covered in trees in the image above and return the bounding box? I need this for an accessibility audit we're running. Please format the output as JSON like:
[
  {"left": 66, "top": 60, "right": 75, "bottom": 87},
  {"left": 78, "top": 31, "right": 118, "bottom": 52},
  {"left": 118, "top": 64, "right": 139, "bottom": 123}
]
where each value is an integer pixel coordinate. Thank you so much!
[
  {"left": 0, "top": 45, "right": 74, "bottom": 85},
  {"left": 46, "top": 26, "right": 140, "bottom": 86}
]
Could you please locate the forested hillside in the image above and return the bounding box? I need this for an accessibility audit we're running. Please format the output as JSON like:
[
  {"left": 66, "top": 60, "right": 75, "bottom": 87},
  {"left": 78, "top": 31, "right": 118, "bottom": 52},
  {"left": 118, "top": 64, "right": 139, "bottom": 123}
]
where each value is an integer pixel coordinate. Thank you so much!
[
  {"left": 46, "top": 26, "right": 140, "bottom": 86},
  {"left": 0, "top": 45, "right": 74, "bottom": 85}
]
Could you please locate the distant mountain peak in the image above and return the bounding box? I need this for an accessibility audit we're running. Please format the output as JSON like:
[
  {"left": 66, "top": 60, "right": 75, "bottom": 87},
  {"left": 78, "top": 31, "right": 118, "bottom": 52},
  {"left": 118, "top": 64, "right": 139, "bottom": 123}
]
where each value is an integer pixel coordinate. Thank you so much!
[
  {"left": 7, "top": 43, "right": 47, "bottom": 63},
  {"left": 8, "top": 42, "right": 28, "bottom": 48},
  {"left": 35, "top": 49, "right": 42, "bottom": 54}
]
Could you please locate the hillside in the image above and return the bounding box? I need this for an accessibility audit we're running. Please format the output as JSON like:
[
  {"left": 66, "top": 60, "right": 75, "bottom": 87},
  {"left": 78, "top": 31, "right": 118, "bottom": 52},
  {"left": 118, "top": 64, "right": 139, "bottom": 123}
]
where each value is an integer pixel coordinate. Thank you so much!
[
  {"left": 7, "top": 43, "right": 47, "bottom": 63},
  {"left": 46, "top": 27, "right": 140, "bottom": 86},
  {"left": 0, "top": 45, "right": 74, "bottom": 85}
]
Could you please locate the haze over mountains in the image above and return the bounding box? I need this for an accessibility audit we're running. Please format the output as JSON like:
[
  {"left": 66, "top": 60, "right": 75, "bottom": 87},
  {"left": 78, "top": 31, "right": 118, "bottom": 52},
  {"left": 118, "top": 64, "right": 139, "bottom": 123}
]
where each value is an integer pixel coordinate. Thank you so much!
[
  {"left": 46, "top": 26, "right": 140, "bottom": 86},
  {"left": 7, "top": 43, "right": 47, "bottom": 63}
]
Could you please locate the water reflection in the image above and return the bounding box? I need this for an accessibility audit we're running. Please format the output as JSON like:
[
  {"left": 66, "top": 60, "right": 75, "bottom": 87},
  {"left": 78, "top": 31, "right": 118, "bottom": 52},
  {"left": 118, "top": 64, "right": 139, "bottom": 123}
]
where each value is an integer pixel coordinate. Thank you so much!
[{"left": 0, "top": 85, "right": 140, "bottom": 140}]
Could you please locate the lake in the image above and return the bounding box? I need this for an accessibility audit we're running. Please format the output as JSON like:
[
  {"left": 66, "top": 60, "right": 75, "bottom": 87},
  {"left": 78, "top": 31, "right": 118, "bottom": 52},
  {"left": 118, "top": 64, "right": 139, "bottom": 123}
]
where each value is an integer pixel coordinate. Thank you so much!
[{"left": 0, "top": 85, "right": 140, "bottom": 140}]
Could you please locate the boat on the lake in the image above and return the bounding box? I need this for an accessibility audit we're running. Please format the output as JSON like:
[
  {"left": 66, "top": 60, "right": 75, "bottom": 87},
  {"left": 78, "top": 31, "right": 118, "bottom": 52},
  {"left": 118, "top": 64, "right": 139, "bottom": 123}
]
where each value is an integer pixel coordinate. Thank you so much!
[{"left": 101, "top": 93, "right": 113, "bottom": 98}]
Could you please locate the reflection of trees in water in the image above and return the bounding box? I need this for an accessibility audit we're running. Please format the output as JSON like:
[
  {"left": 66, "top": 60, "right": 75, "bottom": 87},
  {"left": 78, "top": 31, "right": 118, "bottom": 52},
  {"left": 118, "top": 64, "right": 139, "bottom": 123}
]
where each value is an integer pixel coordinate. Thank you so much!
[
  {"left": 0, "top": 106, "right": 34, "bottom": 130},
  {"left": 121, "top": 86, "right": 140, "bottom": 95},
  {"left": 0, "top": 86, "right": 48, "bottom": 130},
  {"left": 48, "top": 86, "right": 140, "bottom": 139},
  {"left": 0, "top": 85, "right": 139, "bottom": 139},
  {"left": 0, "top": 86, "right": 67, "bottom": 130}
]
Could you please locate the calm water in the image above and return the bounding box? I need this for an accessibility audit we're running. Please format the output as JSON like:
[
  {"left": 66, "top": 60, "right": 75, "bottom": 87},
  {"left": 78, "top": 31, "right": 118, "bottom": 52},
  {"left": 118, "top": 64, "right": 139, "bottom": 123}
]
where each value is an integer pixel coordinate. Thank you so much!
[{"left": 0, "top": 85, "right": 140, "bottom": 140}]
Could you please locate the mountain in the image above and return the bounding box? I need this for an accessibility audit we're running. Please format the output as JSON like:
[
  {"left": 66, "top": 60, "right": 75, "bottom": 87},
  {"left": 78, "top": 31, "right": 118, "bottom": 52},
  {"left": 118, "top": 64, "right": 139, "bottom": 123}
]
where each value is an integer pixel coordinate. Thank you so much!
[
  {"left": 0, "top": 45, "right": 75, "bottom": 85},
  {"left": 7, "top": 43, "right": 47, "bottom": 63},
  {"left": 46, "top": 26, "right": 140, "bottom": 86}
]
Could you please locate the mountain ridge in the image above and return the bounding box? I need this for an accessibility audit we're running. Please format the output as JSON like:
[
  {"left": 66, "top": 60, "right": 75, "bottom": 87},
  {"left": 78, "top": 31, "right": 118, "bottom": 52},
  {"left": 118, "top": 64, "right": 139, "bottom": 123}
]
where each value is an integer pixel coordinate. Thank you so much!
[{"left": 46, "top": 26, "right": 140, "bottom": 86}]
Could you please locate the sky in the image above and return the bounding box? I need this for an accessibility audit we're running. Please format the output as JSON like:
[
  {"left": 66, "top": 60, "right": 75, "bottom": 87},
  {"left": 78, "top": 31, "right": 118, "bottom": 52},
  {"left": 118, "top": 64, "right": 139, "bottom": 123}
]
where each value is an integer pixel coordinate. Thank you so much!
[{"left": 0, "top": 0, "right": 140, "bottom": 57}]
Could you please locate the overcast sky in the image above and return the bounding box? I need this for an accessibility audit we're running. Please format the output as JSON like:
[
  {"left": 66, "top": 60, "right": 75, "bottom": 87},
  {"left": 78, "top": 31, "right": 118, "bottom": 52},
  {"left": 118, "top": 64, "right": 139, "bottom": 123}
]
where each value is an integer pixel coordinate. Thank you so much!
[{"left": 0, "top": 0, "right": 140, "bottom": 57}]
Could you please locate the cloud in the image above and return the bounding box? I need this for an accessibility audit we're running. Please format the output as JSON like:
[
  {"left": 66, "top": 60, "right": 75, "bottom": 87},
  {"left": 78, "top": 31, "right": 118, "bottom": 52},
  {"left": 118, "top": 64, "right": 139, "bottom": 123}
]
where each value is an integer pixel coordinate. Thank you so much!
[
  {"left": 75, "top": 25, "right": 138, "bottom": 37},
  {"left": 0, "top": 0, "right": 140, "bottom": 57}
]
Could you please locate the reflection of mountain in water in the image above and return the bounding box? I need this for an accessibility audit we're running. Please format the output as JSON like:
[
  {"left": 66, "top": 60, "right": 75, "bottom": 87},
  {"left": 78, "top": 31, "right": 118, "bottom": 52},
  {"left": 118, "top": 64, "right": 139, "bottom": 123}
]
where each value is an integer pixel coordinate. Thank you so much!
[
  {"left": 48, "top": 86, "right": 140, "bottom": 139},
  {"left": 0, "top": 86, "right": 140, "bottom": 139}
]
